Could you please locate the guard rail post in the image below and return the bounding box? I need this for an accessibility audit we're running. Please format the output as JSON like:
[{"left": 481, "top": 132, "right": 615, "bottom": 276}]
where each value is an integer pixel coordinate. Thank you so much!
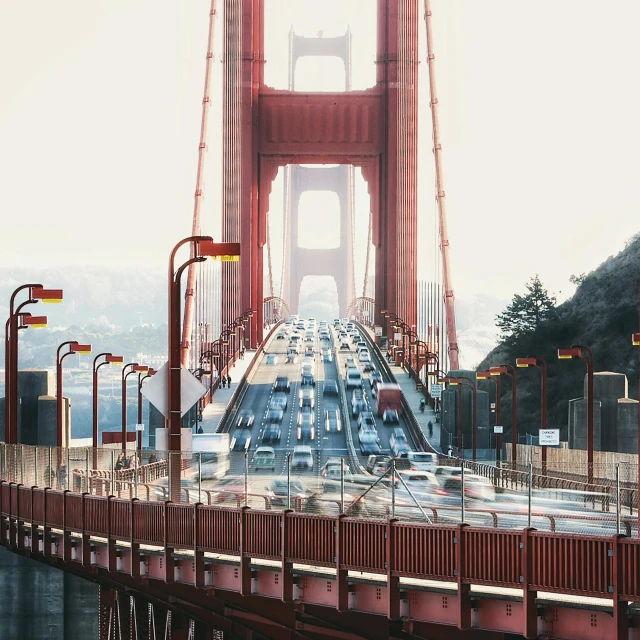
[
  {"left": 130, "top": 498, "right": 140, "bottom": 579},
  {"left": 163, "top": 500, "right": 174, "bottom": 583},
  {"left": 455, "top": 522, "right": 471, "bottom": 630},
  {"left": 281, "top": 509, "right": 294, "bottom": 602},
  {"left": 521, "top": 527, "right": 538, "bottom": 639},
  {"left": 386, "top": 517, "right": 400, "bottom": 620},
  {"left": 335, "top": 514, "right": 349, "bottom": 611},
  {"left": 612, "top": 534, "right": 629, "bottom": 637},
  {"left": 239, "top": 505, "right": 252, "bottom": 596}
]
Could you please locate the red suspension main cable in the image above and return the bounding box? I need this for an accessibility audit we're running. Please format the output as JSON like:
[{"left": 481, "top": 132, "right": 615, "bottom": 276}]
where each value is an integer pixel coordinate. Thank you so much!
[
  {"left": 423, "top": 0, "right": 459, "bottom": 369},
  {"left": 181, "top": 0, "right": 218, "bottom": 367}
]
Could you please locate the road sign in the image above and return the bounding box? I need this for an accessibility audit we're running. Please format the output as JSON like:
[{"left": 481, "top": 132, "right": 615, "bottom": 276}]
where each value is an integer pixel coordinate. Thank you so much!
[
  {"left": 374, "top": 325, "right": 382, "bottom": 337},
  {"left": 490, "top": 402, "right": 496, "bottom": 409},
  {"left": 494, "top": 425, "right": 503, "bottom": 434},
  {"left": 140, "top": 362, "right": 208, "bottom": 419},
  {"left": 135, "top": 424, "right": 145, "bottom": 432},
  {"left": 394, "top": 332, "right": 402, "bottom": 342},
  {"left": 539, "top": 428, "right": 560, "bottom": 446},
  {"left": 430, "top": 383, "right": 442, "bottom": 399}
]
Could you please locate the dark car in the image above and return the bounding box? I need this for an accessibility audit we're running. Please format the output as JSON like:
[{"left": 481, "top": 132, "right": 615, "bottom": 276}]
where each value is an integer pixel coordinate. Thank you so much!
[
  {"left": 389, "top": 428, "right": 411, "bottom": 457},
  {"left": 265, "top": 408, "right": 284, "bottom": 423},
  {"left": 262, "top": 424, "right": 282, "bottom": 444},
  {"left": 236, "top": 409, "right": 255, "bottom": 429},
  {"left": 359, "top": 431, "right": 382, "bottom": 455},
  {"left": 230, "top": 429, "right": 251, "bottom": 451},
  {"left": 362, "top": 362, "right": 376, "bottom": 372},
  {"left": 323, "top": 380, "right": 339, "bottom": 396},
  {"left": 382, "top": 409, "right": 399, "bottom": 424},
  {"left": 370, "top": 371, "right": 383, "bottom": 385},
  {"left": 352, "top": 396, "right": 368, "bottom": 418},
  {"left": 274, "top": 376, "right": 290, "bottom": 393},
  {"left": 300, "top": 373, "right": 315, "bottom": 387}
]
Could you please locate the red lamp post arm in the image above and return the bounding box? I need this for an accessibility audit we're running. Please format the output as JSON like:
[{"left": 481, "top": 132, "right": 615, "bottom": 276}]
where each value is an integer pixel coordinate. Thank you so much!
[{"left": 56, "top": 341, "right": 79, "bottom": 447}]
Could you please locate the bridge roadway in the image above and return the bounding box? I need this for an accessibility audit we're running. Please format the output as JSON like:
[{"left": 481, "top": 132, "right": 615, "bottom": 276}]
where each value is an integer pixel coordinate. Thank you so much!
[{"left": 2, "top": 323, "right": 640, "bottom": 638}]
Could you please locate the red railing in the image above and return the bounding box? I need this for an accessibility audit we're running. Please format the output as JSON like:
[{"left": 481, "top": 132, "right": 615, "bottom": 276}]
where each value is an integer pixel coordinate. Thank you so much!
[{"left": 1, "top": 480, "right": 639, "bottom": 604}]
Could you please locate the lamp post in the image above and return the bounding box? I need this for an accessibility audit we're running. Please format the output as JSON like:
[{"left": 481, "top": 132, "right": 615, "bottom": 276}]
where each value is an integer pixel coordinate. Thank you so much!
[
  {"left": 411, "top": 339, "right": 438, "bottom": 388},
  {"left": 443, "top": 377, "right": 477, "bottom": 461},
  {"left": 92, "top": 353, "right": 124, "bottom": 464},
  {"left": 57, "top": 341, "right": 92, "bottom": 447},
  {"left": 122, "top": 363, "right": 147, "bottom": 450},
  {"left": 631, "top": 333, "right": 640, "bottom": 536},
  {"left": 490, "top": 365, "right": 518, "bottom": 467},
  {"left": 437, "top": 375, "right": 463, "bottom": 457},
  {"left": 516, "top": 356, "right": 548, "bottom": 475},
  {"left": 5, "top": 284, "right": 62, "bottom": 443},
  {"left": 477, "top": 371, "right": 502, "bottom": 465},
  {"left": 558, "top": 345, "right": 595, "bottom": 484},
  {"left": 137, "top": 368, "right": 156, "bottom": 452},
  {"left": 168, "top": 236, "right": 240, "bottom": 503}
]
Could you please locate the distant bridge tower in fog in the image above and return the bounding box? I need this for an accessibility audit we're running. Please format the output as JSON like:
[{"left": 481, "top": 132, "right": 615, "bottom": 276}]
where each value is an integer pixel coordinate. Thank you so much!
[{"left": 281, "top": 28, "right": 356, "bottom": 317}]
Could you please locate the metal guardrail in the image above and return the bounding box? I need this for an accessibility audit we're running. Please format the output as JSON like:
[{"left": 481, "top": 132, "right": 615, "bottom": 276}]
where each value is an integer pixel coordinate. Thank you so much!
[
  {"left": 354, "top": 321, "right": 434, "bottom": 454},
  {"left": 216, "top": 322, "right": 284, "bottom": 433}
]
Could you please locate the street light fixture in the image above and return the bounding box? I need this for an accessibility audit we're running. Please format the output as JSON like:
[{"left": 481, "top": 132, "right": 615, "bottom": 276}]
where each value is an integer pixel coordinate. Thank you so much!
[
  {"left": 5, "top": 284, "right": 62, "bottom": 443},
  {"left": 477, "top": 370, "right": 502, "bottom": 465},
  {"left": 122, "top": 363, "right": 148, "bottom": 449},
  {"left": 168, "top": 236, "right": 240, "bottom": 503},
  {"left": 57, "top": 341, "right": 92, "bottom": 447},
  {"left": 516, "top": 356, "right": 549, "bottom": 474},
  {"left": 490, "top": 365, "right": 518, "bottom": 467},
  {"left": 558, "top": 345, "right": 595, "bottom": 484}
]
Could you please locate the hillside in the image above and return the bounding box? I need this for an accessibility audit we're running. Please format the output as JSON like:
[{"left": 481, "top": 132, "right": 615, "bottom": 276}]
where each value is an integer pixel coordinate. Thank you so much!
[{"left": 478, "top": 234, "right": 640, "bottom": 442}]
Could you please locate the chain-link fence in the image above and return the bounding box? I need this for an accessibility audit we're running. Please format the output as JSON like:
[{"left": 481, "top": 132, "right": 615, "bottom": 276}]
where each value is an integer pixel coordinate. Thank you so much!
[{"left": 0, "top": 443, "right": 637, "bottom": 536}]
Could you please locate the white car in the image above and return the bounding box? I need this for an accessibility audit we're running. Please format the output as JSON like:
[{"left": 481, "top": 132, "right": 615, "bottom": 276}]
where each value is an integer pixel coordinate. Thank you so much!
[
  {"left": 291, "top": 445, "right": 314, "bottom": 470},
  {"left": 358, "top": 350, "right": 371, "bottom": 362}
]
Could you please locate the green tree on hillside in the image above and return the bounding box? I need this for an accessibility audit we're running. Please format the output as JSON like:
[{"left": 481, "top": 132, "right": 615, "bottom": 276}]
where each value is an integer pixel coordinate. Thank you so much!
[{"left": 495, "top": 276, "right": 556, "bottom": 342}]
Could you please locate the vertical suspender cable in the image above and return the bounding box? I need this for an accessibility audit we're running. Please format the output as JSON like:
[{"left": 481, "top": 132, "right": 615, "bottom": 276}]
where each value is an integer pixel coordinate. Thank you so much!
[
  {"left": 181, "top": 0, "right": 218, "bottom": 367},
  {"left": 423, "top": 0, "right": 459, "bottom": 369}
]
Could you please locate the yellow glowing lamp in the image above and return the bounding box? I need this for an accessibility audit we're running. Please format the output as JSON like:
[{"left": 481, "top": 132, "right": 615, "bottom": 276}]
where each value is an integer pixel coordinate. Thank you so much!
[
  {"left": 516, "top": 357, "right": 537, "bottom": 368},
  {"left": 558, "top": 348, "right": 580, "bottom": 359},
  {"left": 107, "top": 355, "right": 124, "bottom": 364},
  {"left": 632, "top": 333, "right": 640, "bottom": 346}
]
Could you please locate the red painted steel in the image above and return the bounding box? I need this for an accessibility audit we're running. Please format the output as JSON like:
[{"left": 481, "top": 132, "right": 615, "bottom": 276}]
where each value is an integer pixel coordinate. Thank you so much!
[
  {"left": 166, "top": 504, "right": 194, "bottom": 548},
  {"left": 285, "top": 513, "right": 335, "bottom": 566},
  {"left": 463, "top": 529, "right": 521, "bottom": 586},
  {"left": 110, "top": 499, "right": 132, "bottom": 539},
  {"left": 18, "top": 486, "right": 32, "bottom": 521},
  {"left": 392, "top": 523, "right": 456, "bottom": 579},
  {"left": 341, "top": 519, "right": 387, "bottom": 571},
  {"left": 132, "top": 501, "right": 164, "bottom": 545},
  {"left": 198, "top": 507, "right": 239, "bottom": 554},
  {"left": 0, "top": 484, "right": 9, "bottom": 516},
  {"left": 84, "top": 495, "right": 108, "bottom": 536},
  {"left": 530, "top": 532, "right": 612, "bottom": 597},
  {"left": 65, "top": 492, "right": 83, "bottom": 530},
  {"left": 620, "top": 538, "right": 640, "bottom": 600},
  {"left": 45, "top": 490, "right": 64, "bottom": 528},
  {"left": 244, "top": 511, "right": 280, "bottom": 559},
  {"left": 32, "top": 488, "right": 45, "bottom": 524}
]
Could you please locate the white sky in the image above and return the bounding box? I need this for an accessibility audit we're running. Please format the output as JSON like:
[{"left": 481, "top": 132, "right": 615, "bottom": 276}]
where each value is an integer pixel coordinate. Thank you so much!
[{"left": 0, "top": 0, "right": 639, "bottom": 303}]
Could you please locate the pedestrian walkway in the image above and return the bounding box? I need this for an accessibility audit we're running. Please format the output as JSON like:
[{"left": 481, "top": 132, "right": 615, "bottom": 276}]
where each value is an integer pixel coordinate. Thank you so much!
[
  {"left": 199, "top": 351, "right": 256, "bottom": 433},
  {"left": 362, "top": 327, "right": 442, "bottom": 453}
]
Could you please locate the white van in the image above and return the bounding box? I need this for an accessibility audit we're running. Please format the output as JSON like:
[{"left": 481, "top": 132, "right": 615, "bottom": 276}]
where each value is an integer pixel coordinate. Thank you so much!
[
  {"left": 406, "top": 451, "right": 437, "bottom": 472},
  {"left": 345, "top": 367, "right": 363, "bottom": 390}
]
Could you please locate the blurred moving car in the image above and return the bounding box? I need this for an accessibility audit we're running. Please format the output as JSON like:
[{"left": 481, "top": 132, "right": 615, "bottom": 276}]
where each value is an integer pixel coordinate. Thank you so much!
[
  {"left": 265, "top": 408, "right": 284, "bottom": 424},
  {"left": 265, "top": 478, "right": 311, "bottom": 507},
  {"left": 359, "top": 431, "right": 382, "bottom": 455},
  {"left": 261, "top": 424, "right": 282, "bottom": 444},
  {"left": 253, "top": 447, "right": 276, "bottom": 471},
  {"left": 323, "top": 380, "right": 339, "bottom": 396},
  {"left": 406, "top": 451, "right": 437, "bottom": 472},
  {"left": 153, "top": 478, "right": 206, "bottom": 503},
  {"left": 382, "top": 408, "right": 399, "bottom": 424},
  {"left": 291, "top": 445, "right": 314, "bottom": 470},
  {"left": 389, "top": 428, "right": 410, "bottom": 457},
  {"left": 297, "top": 410, "right": 316, "bottom": 441},
  {"left": 270, "top": 392, "right": 288, "bottom": 410},
  {"left": 321, "top": 457, "right": 348, "bottom": 479},
  {"left": 324, "top": 406, "right": 342, "bottom": 432},
  {"left": 274, "top": 376, "right": 291, "bottom": 393},
  {"left": 230, "top": 429, "right": 252, "bottom": 451},
  {"left": 366, "top": 454, "right": 390, "bottom": 473},
  {"left": 236, "top": 409, "right": 255, "bottom": 429},
  {"left": 266, "top": 354, "right": 278, "bottom": 365},
  {"left": 299, "top": 388, "right": 315, "bottom": 409}
]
